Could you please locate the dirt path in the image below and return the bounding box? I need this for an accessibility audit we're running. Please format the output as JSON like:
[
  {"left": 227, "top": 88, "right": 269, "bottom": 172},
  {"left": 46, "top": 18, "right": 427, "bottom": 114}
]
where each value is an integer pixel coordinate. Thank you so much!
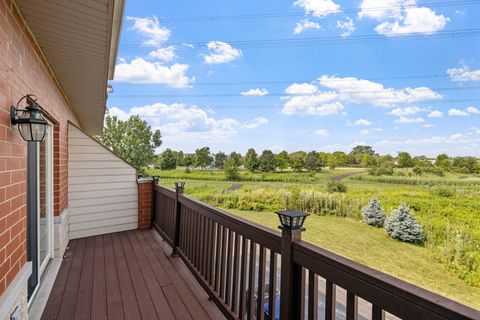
[
  {"left": 333, "top": 171, "right": 365, "bottom": 181},
  {"left": 221, "top": 183, "right": 243, "bottom": 193}
]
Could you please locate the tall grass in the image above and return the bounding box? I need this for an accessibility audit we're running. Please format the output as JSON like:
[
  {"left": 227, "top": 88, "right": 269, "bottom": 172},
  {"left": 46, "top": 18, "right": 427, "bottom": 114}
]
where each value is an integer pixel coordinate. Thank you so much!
[
  {"left": 174, "top": 180, "right": 480, "bottom": 287},
  {"left": 351, "top": 175, "right": 480, "bottom": 187}
]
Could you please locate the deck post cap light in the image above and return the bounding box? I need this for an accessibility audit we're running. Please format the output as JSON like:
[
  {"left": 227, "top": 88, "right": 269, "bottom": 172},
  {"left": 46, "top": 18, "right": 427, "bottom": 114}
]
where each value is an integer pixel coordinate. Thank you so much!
[
  {"left": 10, "top": 94, "right": 48, "bottom": 142},
  {"left": 152, "top": 175, "right": 159, "bottom": 184},
  {"left": 276, "top": 210, "right": 310, "bottom": 231},
  {"left": 175, "top": 181, "right": 185, "bottom": 192}
]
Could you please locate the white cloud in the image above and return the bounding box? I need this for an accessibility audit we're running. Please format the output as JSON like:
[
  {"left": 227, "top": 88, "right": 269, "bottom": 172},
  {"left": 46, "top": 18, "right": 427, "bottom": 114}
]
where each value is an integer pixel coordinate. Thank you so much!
[
  {"left": 115, "top": 58, "right": 194, "bottom": 88},
  {"left": 375, "top": 7, "right": 448, "bottom": 35},
  {"left": 241, "top": 88, "right": 269, "bottom": 96},
  {"left": 293, "top": 0, "right": 341, "bottom": 17},
  {"left": 337, "top": 17, "right": 355, "bottom": 37},
  {"left": 423, "top": 123, "right": 435, "bottom": 128},
  {"left": 395, "top": 116, "right": 425, "bottom": 123},
  {"left": 242, "top": 117, "right": 269, "bottom": 129},
  {"left": 389, "top": 106, "right": 424, "bottom": 116},
  {"left": 282, "top": 92, "right": 344, "bottom": 116},
  {"left": 204, "top": 41, "right": 242, "bottom": 64},
  {"left": 447, "top": 65, "right": 480, "bottom": 82},
  {"left": 108, "top": 103, "right": 265, "bottom": 144},
  {"left": 428, "top": 110, "right": 443, "bottom": 118},
  {"left": 149, "top": 46, "right": 177, "bottom": 62},
  {"left": 285, "top": 83, "right": 318, "bottom": 95},
  {"left": 360, "top": 128, "right": 382, "bottom": 136},
  {"left": 467, "top": 106, "right": 480, "bottom": 114},
  {"left": 359, "top": 1, "right": 448, "bottom": 36},
  {"left": 314, "top": 129, "right": 330, "bottom": 137},
  {"left": 294, "top": 19, "right": 321, "bottom": 34},
  {"left": 127, "top": 16, "right": 171, "bottom": 46},
  {"left": 350, "top": 118, "right": 373, "bottom": 126},
  {"left": 448, "top": 108, "right": 469, "bottom": 116},
  {"left": 318, "top": 75, "right": 441, "bottom": 107}
]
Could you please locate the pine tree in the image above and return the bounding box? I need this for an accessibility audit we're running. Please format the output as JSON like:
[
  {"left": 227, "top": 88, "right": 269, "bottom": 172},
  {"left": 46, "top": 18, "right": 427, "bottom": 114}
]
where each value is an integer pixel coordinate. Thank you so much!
[
  {"left": 361, "top": 197, "right": 385, "bottom": 227},
  {"left": 385, "top": 204, "right": 425, "bottom": 243}
]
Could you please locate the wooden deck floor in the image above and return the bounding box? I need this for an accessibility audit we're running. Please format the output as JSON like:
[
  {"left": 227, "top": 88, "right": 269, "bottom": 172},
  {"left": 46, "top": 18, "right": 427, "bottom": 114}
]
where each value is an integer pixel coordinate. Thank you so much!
[{"left": 40, "top": 229, "right": 225, "bottom": 320}]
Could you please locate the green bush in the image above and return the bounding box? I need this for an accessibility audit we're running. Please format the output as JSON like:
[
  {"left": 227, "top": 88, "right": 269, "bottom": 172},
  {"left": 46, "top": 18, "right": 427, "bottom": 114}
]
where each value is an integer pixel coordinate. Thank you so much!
[
  {"left": 327, "top": 181, "right": 347, "bottom": 193},
  {"left": 432, "top": 186, "right": 455, "bottom": 198},
  {"left": 368, "top": 167, "right": 394, "bottom": 176}
]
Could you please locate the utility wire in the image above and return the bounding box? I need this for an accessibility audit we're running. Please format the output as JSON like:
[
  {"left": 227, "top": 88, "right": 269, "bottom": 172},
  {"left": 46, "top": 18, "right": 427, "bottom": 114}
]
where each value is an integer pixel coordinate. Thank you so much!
[
  {"left": 108, "top": 99, "right": 480, "bottom": 109},
  {"left": 120, "top": 28, "right": 480, "bottom": 49},
  {"left": 158, "top": 0, "right": 480, "bottom": 22},
  {"left": 112, "top": 86, "right": 480, "bottom": 98}
]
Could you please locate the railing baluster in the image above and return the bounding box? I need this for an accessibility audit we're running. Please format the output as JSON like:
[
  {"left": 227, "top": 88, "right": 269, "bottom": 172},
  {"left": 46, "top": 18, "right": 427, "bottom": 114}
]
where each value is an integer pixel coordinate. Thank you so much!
[
  {"left": 199, "top": 214, "right": 206, "bottom": 276},
  {"left": 346, "top": 292, "right": 357, "bottom": 320},
  {"left": 256, "top": 246, "right": 266, "bottom": 320},
  {"left": 268, "top": 252, "right": 277, "bottom": 320},
  {"left": 214, "top": 224, "right": 223, "bottom": 293},
  {"left": 208, "top": 219, "right": 214, "bottom": 284},
  {"left": 220, "top": 227, "right": 228, "bottom": 299},
  {"left": 325, "top": 280, "right": 336, "bottom": 320},
  {"left": 372, "top": 305, "right": 384, "bottom": 320},
  {"left": 247, "top": 241, "right": 257, "bottom": 320},
  {"left": 239, "top": 237, "right": 248, "bottom": 319},
  {"left": 308, "top": 271, "right": 318, "bottom": 320},
  {"left": 226, "top": 229, "right": 234, "bottom": 306},
  {"left": 231, "top": 232, "right": 240, "bottom": 313}
]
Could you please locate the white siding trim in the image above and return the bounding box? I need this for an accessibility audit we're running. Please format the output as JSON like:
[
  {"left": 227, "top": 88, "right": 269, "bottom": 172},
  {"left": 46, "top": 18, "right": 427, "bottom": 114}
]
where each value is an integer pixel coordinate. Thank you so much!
[{"left": 68, "top": 124, "right": 138, "bottom": 239}]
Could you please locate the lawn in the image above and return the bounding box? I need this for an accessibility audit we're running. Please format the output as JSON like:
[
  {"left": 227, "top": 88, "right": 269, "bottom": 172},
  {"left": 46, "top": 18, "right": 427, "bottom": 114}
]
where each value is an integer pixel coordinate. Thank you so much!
[
  {"left": 153, "top": 167, "right": 480, "bottom": 310},
  {"left": 227, "top": 209, "right": 480, "bottom": 310}
]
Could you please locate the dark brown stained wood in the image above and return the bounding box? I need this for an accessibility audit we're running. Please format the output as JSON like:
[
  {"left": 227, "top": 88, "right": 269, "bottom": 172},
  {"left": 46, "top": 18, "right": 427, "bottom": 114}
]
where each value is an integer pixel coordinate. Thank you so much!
[
  {"left": 143, "top": 231, "right": 214, "bottom": 320},
  {"left": 163, "top": 284, "right": 194, "bottom": 320},
  {"left": 103, "top": 233, "right": 125, "bottom": 320},
  {"left": 247, "top": 240, "right": 257, "bottom": 320},
  {"left": 346, "top": 291, "right": 358, "bottom": 320},
  {"left": 325, "top": 280, "right": 336, "bottom": 320},
  {"left": 372, "top": 305, "right": 384, "bottom": 320},
  {"left": 215, "top": 224, "right": 223, "bottom": 293},
  {"left": 220, "top": 227, "right": 228, "bottom": 300},
  {"left": 231, "top": 232, "right": 240, "bottom": 313},
  {"left": 126, "top": 231, "right": 175, "bottom": 320},
  {"left": 42, "top": 230, "right": 223, "bottom": 320},
  {"left": 256, "top": 246, "right": 266, "bottom": 320},
  {"left": 226, "top": 229, "right": 234, "bottom": 306},
  {"left": 56, "top": 237, "right": 86, "bottom": 320},
  {"left": 119, "top": 232, "right": 158, "bottom": 320},
  {"left": 91, "top": 236, "right": 107, "bottom": 320},
  {"left": 238, "top": 237, "right": 248, "bottom": 320},
  {"left": 268, "top": 252, "right": 277, "bottom": 320},
  {"left": 201, "top": 215, "right": 208, "bottom": 278},
  {"left": 206, "top": 218, "right": 214, "bottom": 285},
  {"left": 134, "top": 231, "right": 171, "bottom": 287},
  {"left": 111, "top": 232, "right": 142, "bottom": 320},
  {"left": 41, "top": 240, "right": 78, "bottom": 320},
  {"left": 74, "top": 237, "right": 95, "bottom": 320},
  {"left": 308, "top": 271, "right": 318, "bottom": 320}
]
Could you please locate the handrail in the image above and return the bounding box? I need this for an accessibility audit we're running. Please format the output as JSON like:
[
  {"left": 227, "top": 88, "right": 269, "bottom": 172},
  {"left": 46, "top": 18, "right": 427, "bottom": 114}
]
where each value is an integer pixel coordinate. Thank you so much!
[
  {"left": 293, "top": 240, "right": 480, "bottom": 320},
  {"left": 152, "top": 184, "right": 480, "bottom": 320}
]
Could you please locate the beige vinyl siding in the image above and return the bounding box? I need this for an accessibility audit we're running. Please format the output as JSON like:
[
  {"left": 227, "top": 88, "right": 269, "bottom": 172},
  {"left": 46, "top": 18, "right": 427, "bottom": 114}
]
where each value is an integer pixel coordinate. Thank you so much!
[{"left": 68, "top": 124, "right": 138, "bottom": 239}]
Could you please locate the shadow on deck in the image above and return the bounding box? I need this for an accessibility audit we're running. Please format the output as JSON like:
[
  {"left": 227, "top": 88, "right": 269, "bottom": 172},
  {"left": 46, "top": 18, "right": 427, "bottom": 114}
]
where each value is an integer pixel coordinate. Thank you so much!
[{"left": 40, "top": 229, "right": 225, "bottom": 320}]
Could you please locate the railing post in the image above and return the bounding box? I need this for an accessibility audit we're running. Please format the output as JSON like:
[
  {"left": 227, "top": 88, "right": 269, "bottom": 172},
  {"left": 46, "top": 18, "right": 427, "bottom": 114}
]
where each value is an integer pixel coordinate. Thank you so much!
[
  {"left": 171, "top": 182, "right": 184, "bottom": 256},
  {"left": 277, "top": 210, "right": 309, "bottom": 320}
]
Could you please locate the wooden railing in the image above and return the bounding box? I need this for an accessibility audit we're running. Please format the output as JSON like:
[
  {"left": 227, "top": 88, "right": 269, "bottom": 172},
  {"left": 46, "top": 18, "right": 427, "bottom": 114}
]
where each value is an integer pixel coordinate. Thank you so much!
[{"left": 153, "top": 184, "right": 480, "bottom": 320}]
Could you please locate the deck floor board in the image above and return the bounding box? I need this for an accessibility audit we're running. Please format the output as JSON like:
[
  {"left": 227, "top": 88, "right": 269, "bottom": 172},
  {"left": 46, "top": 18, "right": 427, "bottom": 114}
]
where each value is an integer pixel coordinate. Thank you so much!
[{"left": 40, "top": 229, "right": 225, "bottom": 320}]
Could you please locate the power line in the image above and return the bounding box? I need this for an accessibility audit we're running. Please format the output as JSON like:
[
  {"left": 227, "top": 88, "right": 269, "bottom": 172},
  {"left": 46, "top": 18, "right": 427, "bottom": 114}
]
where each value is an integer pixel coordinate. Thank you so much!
[
  {"left": 111, "top": 86, "right": 480, "bottom": 98},
  {"left": 112, "top": 74, "right": 452, "bottom": 87},
  {"left": 158, "top": 0, "right": 480, "bottom": 22},
  {"left": 120, "top": 28, "right": 480, "bottom": 49},
  {"left": 108, "top": 99, "right": 480, "bottom": 109}
]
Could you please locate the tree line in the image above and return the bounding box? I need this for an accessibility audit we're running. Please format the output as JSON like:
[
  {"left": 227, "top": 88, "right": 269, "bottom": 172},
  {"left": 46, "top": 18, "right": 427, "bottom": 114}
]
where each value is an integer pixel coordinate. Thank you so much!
[{"left": 155, "top": 145, "right": 480, "bottom": 175}]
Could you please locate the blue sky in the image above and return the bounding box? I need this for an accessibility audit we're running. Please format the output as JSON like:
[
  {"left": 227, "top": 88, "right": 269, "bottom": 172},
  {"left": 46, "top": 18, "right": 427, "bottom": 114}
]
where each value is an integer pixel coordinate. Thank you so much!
[{"left": 107, "top": 0, "right": 480, "bottom": 156}]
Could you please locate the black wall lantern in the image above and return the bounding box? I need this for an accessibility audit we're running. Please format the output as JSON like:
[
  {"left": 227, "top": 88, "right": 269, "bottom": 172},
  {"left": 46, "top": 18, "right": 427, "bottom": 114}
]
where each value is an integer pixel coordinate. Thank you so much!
[
  {"left": 11, "top": 94, "right": 48, "bottom": 142},
  {"left": 276, "top": 210, "right": 310, "bottom": 231}
]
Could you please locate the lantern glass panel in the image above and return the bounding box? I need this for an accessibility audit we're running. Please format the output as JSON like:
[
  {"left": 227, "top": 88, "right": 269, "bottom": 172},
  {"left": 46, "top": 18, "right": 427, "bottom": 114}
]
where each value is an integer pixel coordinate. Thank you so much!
[
  {"left": 32, "top": 123, "right": 47, "bottom": 141},
  {"left": 18, "top": 123, "right": 33, "bottom": 141}
]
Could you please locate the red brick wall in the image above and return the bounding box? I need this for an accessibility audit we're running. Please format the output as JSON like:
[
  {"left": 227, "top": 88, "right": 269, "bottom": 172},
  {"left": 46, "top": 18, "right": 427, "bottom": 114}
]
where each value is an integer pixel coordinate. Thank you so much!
[
  {"left": 0, "top": 0, "right": 80, "bottom": 295},
  {"left": 138, "top": 181, "right": 153, "bottom": 230}
]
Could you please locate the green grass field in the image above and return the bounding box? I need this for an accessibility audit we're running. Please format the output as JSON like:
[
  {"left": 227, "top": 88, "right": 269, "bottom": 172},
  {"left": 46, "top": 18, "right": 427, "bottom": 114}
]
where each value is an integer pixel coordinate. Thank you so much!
[{"left": 151, "top": 167, "right": 480, "bottom": 309}]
